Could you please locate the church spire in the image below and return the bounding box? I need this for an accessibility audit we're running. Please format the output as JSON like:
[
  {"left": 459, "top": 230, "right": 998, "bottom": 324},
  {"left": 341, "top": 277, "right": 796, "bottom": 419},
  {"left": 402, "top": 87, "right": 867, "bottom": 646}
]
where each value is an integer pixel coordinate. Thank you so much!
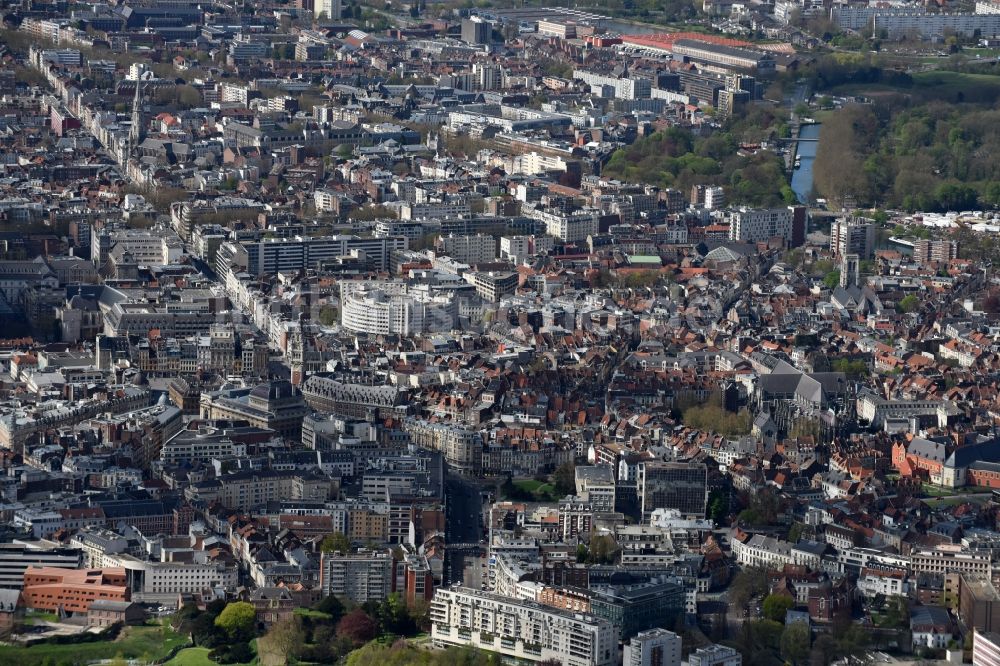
[{"left": 128, "top": 80, "right": 144, "bottom": 154}]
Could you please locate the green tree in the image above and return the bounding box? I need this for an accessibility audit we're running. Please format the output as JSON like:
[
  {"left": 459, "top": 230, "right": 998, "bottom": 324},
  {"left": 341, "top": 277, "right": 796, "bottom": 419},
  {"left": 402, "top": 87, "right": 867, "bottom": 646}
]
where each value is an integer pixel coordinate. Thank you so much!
[
  {"left": 788, "top": 522, "right": 806, "bottom": 543},
  {"left": 708, "top": 489, "right": 729, "bottom": 524},
  {"left": 762, "top": 594, "right": 795, "bottom": 622},
  {"left": 318, "top": 305, "right": 339, "bottom": 326},
  {"left": 780, "top": 621, "right": 811, "bottom": 665},
  {"left": 728, "top": 618, "right": 784, "bottom": 664},
  {"left": 934, "top": 182, "right": 978, "bottom": 212},
  {"left": 738, "top": 487, "right": 781, "bottom": 526},
  {"left": 789, "top": 417, "right": 822, "bottom": 440},
  {"left": 315, "top": 594, "right": 346, "bottom": 622},
  {"left": 897, "top": 294, "right": 920, "bottom": 313},
  {"left": 682, "top": 404, "right": 752, "bottom": 437},
  {"left": 822, "top": 270, "right": 841, "bottom": 289},
  {"left": 882, "top": 596, "right": 910, "bottom": 629},
  {"left": 587, "top": 535, "right": 619, "bottom": 564},
  {"left": 215, "top": 601, "right": 256, "bottom": 640},
  {"left": 347, "top": 204, "right": 396, "bottom": 221},
  {"left": 321, "top": 532, "right": 353, "bottom": 553},
  {"left": 259, "top": 616, "right": 305, "bottom": 664},
  {"left": 729, "top": 567, "right": 769, "bottom": 613},
  {"left": 552, "top": 462, "right": 576, "bottom": 497},
  {"left": 831, "top": 358, "right": 868, "bottom": 379}
]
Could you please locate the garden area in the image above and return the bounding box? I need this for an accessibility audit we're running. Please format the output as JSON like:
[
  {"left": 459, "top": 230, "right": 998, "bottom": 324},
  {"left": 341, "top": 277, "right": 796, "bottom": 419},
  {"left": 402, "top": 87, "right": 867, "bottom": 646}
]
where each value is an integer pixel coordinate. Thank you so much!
[
  {"left": 499, "top": 462, "right": 576, "bottom": 502},
  {"left": 0, "top": 620, "right": 186, "bottom": 666}
]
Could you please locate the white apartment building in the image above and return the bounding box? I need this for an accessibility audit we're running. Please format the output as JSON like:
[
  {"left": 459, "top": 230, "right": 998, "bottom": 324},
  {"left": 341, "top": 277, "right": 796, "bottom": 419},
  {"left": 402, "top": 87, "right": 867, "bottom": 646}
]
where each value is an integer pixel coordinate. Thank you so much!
[
  {"left": 501, "top": 235, "right": 555, "bottom": 264},
  {"left": 160, "top": 431, "right": 247, "bottom": 466},
  {"left": 111, "top": 554, "right": 238, "bottom": 600},
  {"left": 404, "top": 419, "right": 483, "bottom": 476},
  {"left": 974, "top": 630, "right": 1000, "bottom": 666},
  {"left": 401, "top": 201, "right": 471, "bottom": 220},
  {"left": 624, "top": 628, "right": 681, "bottom": 666},
  {"left": 469, "top": 271, "right": 518, "bottom": 302},
  {"left": 831, "top": 217, "right": 876, "bottom": 259},
  {"left": 91, "top": 226, "right": 184, "bottom": 267},
  {"left": 499, "top": 151, "right": 570, "bottom": 176},
  {"left": 575, "top": 466, "right": 616, "bottom": 512},
  {"left": 835, "top": 546, "right": 909, "bottom": 573},
  {"left": 731, "top": 532, "right": 794, "bottom": 568},
  {"left": 573, "top": 69, "right": 652, "bottom": 100},
  {"left": 430, "top": 586, "right": 619, "bottom": 666},
  {"left": 856, "top": 392, "right": 946, "bottom": 429},
  {"left": 319, "top": 550, "right": 393, "bottom": 603},
  {"left": 439, "top": 234, "right": 496, "bottom": 264},
  {"left": 909, "top": 545, "right": 992, "bottom": 577},
  {"left": 340, "top": 286, "right": 457, "bottom": 336},
  {"left": 728, "top": 207, "right": 793, "bottom": 243},
  {"left": 688, "top": 644, "right": 742, "bottom": 666},
  {"left": 314, "top": 0, "right": 342, "bottom": 19},
  {"left": 704, "top": 186, "right": 725, "bottom": 210},
  {"left": 857, "top": 566, "right": 909, "bottom": 598},
  {"left": 490, "top": 552, "right": 540, "bottom": 599},
  {"left": 473, "top": 62, "right": 502, "bottom": 90},
  {"left": 314, "top": 189, "right": 338, "bottom": 212},
  {"left": 70, "top": 529, "right": 131, "bottom": 568},
  {"left": 538, "top": 209, "right": 600, "bottom": 242}
]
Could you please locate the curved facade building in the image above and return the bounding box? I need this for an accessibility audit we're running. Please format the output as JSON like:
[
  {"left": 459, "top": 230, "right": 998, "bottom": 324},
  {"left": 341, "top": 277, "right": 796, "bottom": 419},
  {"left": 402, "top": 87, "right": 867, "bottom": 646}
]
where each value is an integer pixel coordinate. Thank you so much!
[{"left": 341, "top": 288, "right": 456, "bottom": 336}]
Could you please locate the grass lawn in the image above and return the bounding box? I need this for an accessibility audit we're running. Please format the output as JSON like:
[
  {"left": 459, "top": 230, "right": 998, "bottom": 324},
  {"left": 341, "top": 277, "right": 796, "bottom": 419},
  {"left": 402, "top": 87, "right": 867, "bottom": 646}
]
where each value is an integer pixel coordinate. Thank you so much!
[
  {"left": 922, "top": 483, "right": 986, "bottom": 497},
  {"left": 911, "top": 70, "right": 1000, "bottom": 98},
  {"left": 512, "top": 479, "right": 560, "bottom": 501},
  {"left": 168, "top": 639, "right": 258, "bottom": 666},
  {"left": 0, "top": 621, "right": 187, "bottom": 666},
  {"left": 923, "top": 495, "right": 989, "bottom": 508},
  {"left": 22, "top": 610, "right": 59, "bottom": 625},
  {"left": 166, "top": 647, "right": 216, "bottom": 666},
  {"left": 513, "top": 479, "right": 544, "bottom": 493},
  {"left": 832, "top": 70, "right": 1000, "bottom": 103},
  {"left": 293, "top": 608, "right": 333, "bottom": 620}
]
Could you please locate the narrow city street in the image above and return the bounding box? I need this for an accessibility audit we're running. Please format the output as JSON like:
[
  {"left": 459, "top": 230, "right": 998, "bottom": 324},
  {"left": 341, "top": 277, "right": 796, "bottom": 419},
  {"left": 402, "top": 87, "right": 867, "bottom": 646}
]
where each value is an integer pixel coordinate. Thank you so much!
[{"left": 445, "top": 476, "right": 486, "bottom": 587}]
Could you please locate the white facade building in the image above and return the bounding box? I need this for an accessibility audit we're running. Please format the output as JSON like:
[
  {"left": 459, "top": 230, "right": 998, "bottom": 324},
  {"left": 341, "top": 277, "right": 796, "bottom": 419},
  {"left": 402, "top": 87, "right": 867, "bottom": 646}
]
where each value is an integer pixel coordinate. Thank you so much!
[
  {"left": 704, "top": 186, "right": 725, "bottom": 210},
  {"left": 857, "top": 566, "right": 909, "bottom": 598},
  {"left": 319, "top": 550, "right": 393, "bottom": 603},
  {"left": 539, "top": 210, "right": 600, "bottom": 242},
  {"left": 340, "top": 286, "right": 457, "bottom": 336},
  {"left": 314, "top": 0, "right": 342, "bottom": 19},
  {"left": 974, "top": 630, "right": 1000, "bottom": 666},
  {"left": 110, "top": 554, "right": 238, "bottom": 600},
  {"left": 501, "top": 235, "right": 555, "bottom": 264},
  {"left": 731, "top": 532, "right": 794, "bottom": 568},
  {"left": 401, "top": 201, "right": 471, "bottom": 220},
  {"left": 623, "top": 628, "right": 681, "bottom": 666},
  {"left": 688, "top": 644, "right": 742, "bottom": 666},
  {"left": 439, "top": 234, "right": 496, "bottom": 264},
  {"left": 430, "top": 586, "right": 619, "bottom": 666},
  {"left": 573, "top": 70, "right": 652, "bottom": 100},
  {"left": 831, "top": 217, "right": 876, "bottom": 258},
  {"left": 728, "top": 207, "right": 793, "bottom": 243}
]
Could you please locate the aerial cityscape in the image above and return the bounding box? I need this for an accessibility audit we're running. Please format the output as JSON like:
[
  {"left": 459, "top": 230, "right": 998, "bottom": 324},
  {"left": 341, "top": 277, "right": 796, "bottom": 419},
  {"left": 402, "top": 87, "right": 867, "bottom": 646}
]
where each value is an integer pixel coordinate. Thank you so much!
[{"left": 0, "top": 0, "right": 999, "bottom": 664}]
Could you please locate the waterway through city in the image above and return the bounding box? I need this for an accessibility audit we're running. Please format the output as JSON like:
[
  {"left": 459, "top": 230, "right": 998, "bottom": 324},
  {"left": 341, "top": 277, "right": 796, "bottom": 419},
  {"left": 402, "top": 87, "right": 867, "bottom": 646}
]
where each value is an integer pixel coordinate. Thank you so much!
[{"left": 791, "top": 123, "right": 821, "bottom": 204}]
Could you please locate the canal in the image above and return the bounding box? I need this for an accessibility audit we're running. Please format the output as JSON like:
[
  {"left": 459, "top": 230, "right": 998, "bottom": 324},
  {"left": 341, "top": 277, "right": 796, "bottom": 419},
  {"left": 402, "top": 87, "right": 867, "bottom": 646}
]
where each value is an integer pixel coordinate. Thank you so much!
[
  {"left": 603, "top": 19, "right": 664, "bottom": 35},
  {"left": 790, "top": 123, "right": 821, "bottom": 204}
]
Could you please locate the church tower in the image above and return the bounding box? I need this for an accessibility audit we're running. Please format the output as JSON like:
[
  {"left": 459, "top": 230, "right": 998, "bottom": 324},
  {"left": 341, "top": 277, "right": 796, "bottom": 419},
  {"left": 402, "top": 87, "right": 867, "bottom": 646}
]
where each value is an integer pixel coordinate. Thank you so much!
[{"left": 128, "top": 80, "right": 144, "bottom": 153}]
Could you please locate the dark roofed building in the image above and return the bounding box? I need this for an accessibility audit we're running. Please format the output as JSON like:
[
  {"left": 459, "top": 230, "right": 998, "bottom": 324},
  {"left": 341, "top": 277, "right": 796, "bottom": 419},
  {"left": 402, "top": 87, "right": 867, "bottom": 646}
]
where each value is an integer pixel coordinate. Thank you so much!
[{"left": 87, "top": 599, "right": 146, "bottom": 627}]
